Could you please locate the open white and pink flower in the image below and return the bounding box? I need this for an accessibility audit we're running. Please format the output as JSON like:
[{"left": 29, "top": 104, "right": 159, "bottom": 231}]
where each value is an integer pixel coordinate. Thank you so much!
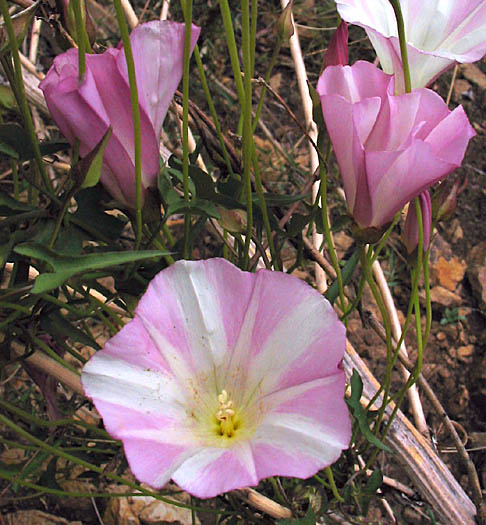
[
  {"left": 81, "top": 259, "right": 351, "bottom": 498},
  {"left": 335, "top": 0, "right": 486, "bottom": 92}
]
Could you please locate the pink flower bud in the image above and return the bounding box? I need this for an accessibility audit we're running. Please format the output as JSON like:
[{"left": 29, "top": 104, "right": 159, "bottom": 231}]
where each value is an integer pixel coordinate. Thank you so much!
[
  {"left": 431, "top": 175, "right": 467, "bottom": 223},
  {"left": 323, "top": 21, "right": 348, "bottom": 69}
]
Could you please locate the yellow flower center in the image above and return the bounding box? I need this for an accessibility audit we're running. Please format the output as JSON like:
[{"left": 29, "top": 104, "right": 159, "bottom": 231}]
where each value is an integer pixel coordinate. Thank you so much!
[{"left": 215, "top": 389, "right": 240, "bottom": 438}]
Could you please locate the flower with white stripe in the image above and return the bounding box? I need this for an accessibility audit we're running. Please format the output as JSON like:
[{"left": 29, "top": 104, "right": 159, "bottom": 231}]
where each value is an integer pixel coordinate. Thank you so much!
[
  {"left": 335, "top": 0, "right": 486, "bottom": 92},
  {"left": 82, "top": 258, "right": 350, "bottom": 498}
]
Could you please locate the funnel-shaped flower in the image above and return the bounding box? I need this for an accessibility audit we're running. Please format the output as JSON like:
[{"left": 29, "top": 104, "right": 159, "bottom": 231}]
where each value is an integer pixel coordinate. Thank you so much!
[
  {"left": 317, "top": 61, "right": 475, "bottom": 230},
  {"left": 81, "top": 259, "right": 350, "bottom": 498},
  {"left": 40, "top": 21, "right": 200, "bottom": 208},
  {"left": 335, "top": 0, "right": 486, "bottom": 92},
  {"left": 402, "top": 191, "right": 432, "bottom": 254}
]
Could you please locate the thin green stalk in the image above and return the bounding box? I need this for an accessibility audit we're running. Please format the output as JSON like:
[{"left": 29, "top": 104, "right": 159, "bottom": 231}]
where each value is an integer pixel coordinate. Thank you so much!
[
  {"left": 113, "top": 0, "right": 143, "bottom": 250},
  {"left": 151, "top": 233, "right": 176, "bottom": 265},
  {"left": 422, "top": 251, "right": 432, "bottom": 347},
  {"left": 360, "top": 247, "right": 394, "bottom": 432},
  {"left": 28, "top": 334, "right": 80, "bottom": 376},
  {"left": 48, "top": 193, "right": 72, "bottom": 249},
  {"left": 250, "top": 0, "right": 258, "bottom": 75},
  {"left": 0, "top": 398, "right": 109, "bottom": 437},
  {"left": 218, "top": 0, "right": 246, "bottom": 106},
  {"left": 388, "top": 0, "right": 412, "bottom": 93},
  {"left": 0, "top": 0, "right": 50, "bottom": 195},
  {"left": 241, "top": 0, "right": 254, "bottom": 269},
  {"left": 251, "top": 39, "right": 282, "bottom": 134},
  {"left": 181, "top": 0, "right": 194, "bottom": 259},
  {"left": 325, "top": 467, "right": 344, "bottom": 503},
  {"left": 369, "top": 212, "right": 401, "bottom": 265},
  {"left": 251, "top": 144, "right": 278, "bottom": 269},
  {"left": 193, "top": 45, "right": 234, "bottom": 177},
  {"left": 319, "top": 143, "right": 345, "bottom": 312},
  {"left": 410, "top": 196, "right": 424, "bottom": 384},
  {"left": 373, "top": 198, "right": 426, "bottom": 443},
  {"left": 71, "top": 0, "right": 86, "bottom": 78}
]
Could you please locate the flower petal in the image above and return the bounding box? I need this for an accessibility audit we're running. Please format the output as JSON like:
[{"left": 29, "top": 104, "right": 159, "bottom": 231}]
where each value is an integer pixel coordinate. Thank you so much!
[
  {"left": 120, "top": 21, "right": 201, "bottom": 138},
  {"left": 251, "top": 374, "right": 350, "bottom": 479},
  {"left": 335, "top": 0, "right": 486, "bottom": 90}
]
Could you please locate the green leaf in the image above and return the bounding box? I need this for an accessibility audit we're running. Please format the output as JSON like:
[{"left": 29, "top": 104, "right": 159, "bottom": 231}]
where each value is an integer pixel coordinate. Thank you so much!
[
  {"left": 0, "top": 191, "right": 35, "bottom": 215},
  {"left": 0, "top": 123, "right": 32, "bottom": 160},
  {"left": 13, "top": 243, "right": 170, "bottom": 293},
  {"left": 80, "top": 128, "right": 112, "bottom": 188},
  {"left": 39, "top": 141, "right": 70, "bottom": 157},
  {"left": 0, "top": 85, "right": 17, "bottom": 112},
  {"left": 40, "top": 311, "right": 100, "bottom": 350},
  {"left": 164, "top": 198, "right": 220, "bottom": 220},
  {"left": 188, "top": 165, "right": 217, "bottom": 200},
  {"left": 73, "top": 187, "right": 126, "bottom": 241},
  {"left": 0, "top": 142, "right": 18, "bottom": 159},
  {"left": 345, "top": 370, "right": 392, "bottom": 453},
  {"left": 38, "top": 457, "right": 62, "bottom": 491},
  {"left": 365, "top": 470, "right": 383, "bottom": 495},
  {"left": 325, "top": 249, "right": 359, "bottom": 305}
]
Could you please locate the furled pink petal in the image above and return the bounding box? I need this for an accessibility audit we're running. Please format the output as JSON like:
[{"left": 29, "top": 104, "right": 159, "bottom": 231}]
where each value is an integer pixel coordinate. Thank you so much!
[
  {"left": 40, "top": 21, "right": 199, "bottom": 208},
  {"left": 402, "top": 191, "right": 433, "bottom": 254},
  {"left": 323, "top": 21, "right": 349, "bottom": 69},
  {"left": 82, "top": 258, "right": 350, "bottom": 498},
  {"left": 120, "top": 21, "right": 201, "bottom": 139},
  {"left": 83, "top": 49, "right": 160, "bottom": 206},
  {"left": 317, "top": 61, "right": 475, "bottom": 230},
  {"left": 40, "top": 49, "right": 110, "bottom": 155},
  {"left": 335, "top": 0, "right": 486, "bottom": 91}
]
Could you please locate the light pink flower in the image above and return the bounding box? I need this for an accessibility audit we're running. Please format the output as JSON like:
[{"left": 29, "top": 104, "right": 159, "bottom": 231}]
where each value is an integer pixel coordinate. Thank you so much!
[
  {"left": 334, "top": 0, "right": 486, "bottom": 92},
  {"left": 317, "top": 61, "right": 475, "bottom": 230},
  {"left": 402, "top": 191, "right": 432, "bottom": 254},
  {"left": 81, "top": 259, "right": 350, "bottom": 498},
  {"left": 40, "top": 21, "right": 200, "bottom": 208}
]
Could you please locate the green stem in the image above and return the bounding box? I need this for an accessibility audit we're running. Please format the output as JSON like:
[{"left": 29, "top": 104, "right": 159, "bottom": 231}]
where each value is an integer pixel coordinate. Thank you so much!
[
  {"left": 241, "top": 0, "right": 254, "bottom": 269},
  {"left": 251, "top": 144, "right": 278, "bottom": 269},
  {"left": 360, "top": 247, "right": 394, "bottom": 432},
  {"left": 181, "top": 0, "right": 194, "bottom": 259},
  {"left": 422, "top": 251, "right": 432, "bottom": 347},
  {"left": 319, "top": 142, "right": 345, "bottom": 311},
  {"left": 71, "top": 0, "right": 86, "bottom": 78},
  {"left": 388, "top": 0, "right": 412, "bottom": 93},
  {"left": 218, "top": 0, "right": 246, "bottom": 106},
  {"left": 113, "top": 0, "right": 143, "bottom": 250},
  {"left": 251, "top": 39, "right": 282, "bottom": 134},
  {"left": 250, "top": 0, "right": 258, "bottom": 75},
  {"left": 325, "top": 467, "right": 344, "bottom": 503},
  {"left": 193, "top": 45, "right": 235, "bottom": 177}
]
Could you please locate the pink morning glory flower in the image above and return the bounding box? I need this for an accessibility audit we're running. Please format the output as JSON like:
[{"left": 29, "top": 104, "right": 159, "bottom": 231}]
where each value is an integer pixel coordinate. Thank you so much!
[
  {"left": 317, "top": 60, "right": 475, "bottom": 231},
  {"left": 334, "top": 0, "right": 486, "bottom": 93},
  {"left": 40, "top": 21, "right": 200, "bottom": 208},
  {"left": 81, "top": 259, "right": 351, "bottom": 498}
]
